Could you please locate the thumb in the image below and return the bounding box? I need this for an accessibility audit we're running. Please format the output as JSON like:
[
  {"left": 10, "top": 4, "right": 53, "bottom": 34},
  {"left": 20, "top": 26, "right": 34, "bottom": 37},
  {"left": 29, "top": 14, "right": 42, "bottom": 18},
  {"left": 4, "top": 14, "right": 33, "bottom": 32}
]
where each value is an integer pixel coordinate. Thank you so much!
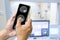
[{"left": 16, "top": 17, "right": 22, "bottom": 29}]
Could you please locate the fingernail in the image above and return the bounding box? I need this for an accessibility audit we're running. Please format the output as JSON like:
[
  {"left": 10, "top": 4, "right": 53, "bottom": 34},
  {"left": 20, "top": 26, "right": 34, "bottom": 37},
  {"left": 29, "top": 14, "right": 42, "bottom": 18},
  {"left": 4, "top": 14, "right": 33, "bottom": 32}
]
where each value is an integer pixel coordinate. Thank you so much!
[
  {"left": 18, "top": 17, "right": 22, "bottom": 21},
  {"left": 18, "top": 17, "right": 22, "bottom": 19}
]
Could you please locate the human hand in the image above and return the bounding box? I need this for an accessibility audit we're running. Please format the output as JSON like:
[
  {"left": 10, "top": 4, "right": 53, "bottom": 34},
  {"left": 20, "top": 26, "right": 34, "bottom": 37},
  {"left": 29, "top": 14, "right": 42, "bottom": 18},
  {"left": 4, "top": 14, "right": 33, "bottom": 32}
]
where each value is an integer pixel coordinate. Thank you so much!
[
  {"left": 5, "top": 13, "right": 16, "bottom": 37},
  {"left": 16, "top": 18, "right": 32, "bottom": 40},
  {"left": 0, "top": 13, "right": 16, "bottom": 40}
]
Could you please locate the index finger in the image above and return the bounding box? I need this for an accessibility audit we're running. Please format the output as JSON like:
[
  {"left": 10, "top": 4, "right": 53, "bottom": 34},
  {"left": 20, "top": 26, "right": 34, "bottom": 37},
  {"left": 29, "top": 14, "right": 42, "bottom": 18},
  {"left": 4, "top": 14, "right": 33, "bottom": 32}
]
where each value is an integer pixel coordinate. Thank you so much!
[
  {"left": 10, "top": 13, "right": 16, "bottom": 21},
  {"left": 25, "top": 19, "right": 32, "bottom": 26}
]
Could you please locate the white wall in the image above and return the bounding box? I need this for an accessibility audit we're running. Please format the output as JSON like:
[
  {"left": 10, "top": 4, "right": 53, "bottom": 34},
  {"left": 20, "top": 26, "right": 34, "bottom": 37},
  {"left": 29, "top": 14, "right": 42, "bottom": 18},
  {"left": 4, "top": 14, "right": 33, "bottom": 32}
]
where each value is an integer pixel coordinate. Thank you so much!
[{"left": 0, "top": 0, "right": 7, "bottom": 30}]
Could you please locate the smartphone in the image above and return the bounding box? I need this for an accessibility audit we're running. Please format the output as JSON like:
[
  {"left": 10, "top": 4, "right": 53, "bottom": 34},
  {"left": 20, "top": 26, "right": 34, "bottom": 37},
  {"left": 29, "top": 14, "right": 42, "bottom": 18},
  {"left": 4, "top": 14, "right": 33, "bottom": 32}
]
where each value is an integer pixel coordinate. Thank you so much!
[{"left": 13, "top": 4, "right": 30, "bottom": 29}]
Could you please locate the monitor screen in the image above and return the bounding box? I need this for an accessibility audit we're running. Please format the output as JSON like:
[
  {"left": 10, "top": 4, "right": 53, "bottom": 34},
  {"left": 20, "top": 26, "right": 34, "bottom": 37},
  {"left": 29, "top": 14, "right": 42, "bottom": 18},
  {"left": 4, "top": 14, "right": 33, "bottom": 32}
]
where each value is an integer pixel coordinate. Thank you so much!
[{"left": 30, "top": 20, "right": 49, "bottom": 37}]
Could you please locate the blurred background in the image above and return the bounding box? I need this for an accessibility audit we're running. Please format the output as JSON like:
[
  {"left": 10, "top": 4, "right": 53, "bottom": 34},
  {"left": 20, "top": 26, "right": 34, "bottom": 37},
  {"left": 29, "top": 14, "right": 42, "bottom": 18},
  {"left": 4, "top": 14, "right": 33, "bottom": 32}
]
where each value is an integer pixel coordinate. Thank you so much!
[{"left": 0, "top": 0, "right": 60, "bottom": 40}]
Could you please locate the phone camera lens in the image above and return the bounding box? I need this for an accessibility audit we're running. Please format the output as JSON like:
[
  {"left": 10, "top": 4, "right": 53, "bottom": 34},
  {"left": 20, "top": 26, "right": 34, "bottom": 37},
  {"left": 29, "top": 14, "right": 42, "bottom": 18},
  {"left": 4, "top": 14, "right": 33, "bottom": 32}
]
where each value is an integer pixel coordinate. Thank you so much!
[
  {"left": 20, "top": 6, "right": 27, "bottom": 13},
  {"left": 18, "top": 15, "right": 25, "bottom": 22}
]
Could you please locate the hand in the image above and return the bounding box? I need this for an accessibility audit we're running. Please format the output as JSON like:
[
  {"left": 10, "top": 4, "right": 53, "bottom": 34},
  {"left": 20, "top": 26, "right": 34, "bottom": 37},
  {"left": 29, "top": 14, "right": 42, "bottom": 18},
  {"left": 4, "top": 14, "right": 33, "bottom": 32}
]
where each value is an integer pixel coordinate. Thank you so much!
[
  {"left": 16, "top": 18, "right": 32, "bottom": 40},
  {"left": 5, "top": 13, "right": 16, "bottom": 37},
  {"left": 0, "top": 14, "right": 16, "bottom": 40}
]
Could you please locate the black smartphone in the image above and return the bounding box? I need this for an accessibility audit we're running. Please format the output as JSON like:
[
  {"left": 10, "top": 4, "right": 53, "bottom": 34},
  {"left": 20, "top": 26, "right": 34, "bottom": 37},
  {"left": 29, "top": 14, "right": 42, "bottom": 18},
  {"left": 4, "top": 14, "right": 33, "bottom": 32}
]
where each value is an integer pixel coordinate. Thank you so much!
[{"left": 13, "top": 4, "right": 30, "bottom": 29}]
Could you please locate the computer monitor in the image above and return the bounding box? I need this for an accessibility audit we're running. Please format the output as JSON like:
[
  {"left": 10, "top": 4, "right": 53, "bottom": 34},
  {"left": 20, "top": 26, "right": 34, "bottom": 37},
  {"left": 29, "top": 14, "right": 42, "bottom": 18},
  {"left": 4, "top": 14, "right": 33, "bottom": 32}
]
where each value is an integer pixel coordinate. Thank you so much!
[{"left": 30, "top": 20, "right": 50, "bottom": 37}]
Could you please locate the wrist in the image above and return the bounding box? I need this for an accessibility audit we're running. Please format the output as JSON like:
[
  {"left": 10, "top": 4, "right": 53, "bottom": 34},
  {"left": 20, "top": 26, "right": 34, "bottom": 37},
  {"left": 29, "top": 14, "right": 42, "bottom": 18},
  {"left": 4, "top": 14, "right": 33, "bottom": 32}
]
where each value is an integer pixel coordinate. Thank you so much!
[{"left": 17, "top": 36, "right": 28, "bottom": 40}]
